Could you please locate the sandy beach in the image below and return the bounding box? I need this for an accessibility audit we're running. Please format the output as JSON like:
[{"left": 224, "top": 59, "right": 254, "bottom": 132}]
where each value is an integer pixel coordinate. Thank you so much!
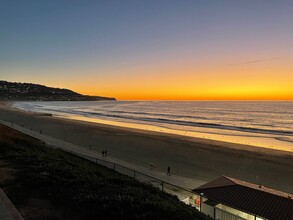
[{"left": 1, "top": 101, "right": 293, "bottom": 194}]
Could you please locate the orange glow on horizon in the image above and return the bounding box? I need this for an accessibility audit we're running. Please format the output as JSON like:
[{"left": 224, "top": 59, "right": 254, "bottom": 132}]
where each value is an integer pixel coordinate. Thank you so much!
[
  {"left": 69, "top": 62, "right": 293, "bottom": 101},
  {"left": 75, "top": 83, "right": 293, "bottom": 101},
  {"left": 22, "top": 57, "right": 293, "bottom": 101}
]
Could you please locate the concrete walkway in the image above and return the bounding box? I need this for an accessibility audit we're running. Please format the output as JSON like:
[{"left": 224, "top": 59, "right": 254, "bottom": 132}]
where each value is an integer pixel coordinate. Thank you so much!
[
  {"left": 0, "top": 188, "right": 23, "bottom": 220},
  {"left": 0, "top": 120, "right": 206, "bottom": 191}
]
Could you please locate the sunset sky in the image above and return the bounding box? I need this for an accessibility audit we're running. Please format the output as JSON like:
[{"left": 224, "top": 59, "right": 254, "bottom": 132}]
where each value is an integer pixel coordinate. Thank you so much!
[{"left": 1, "top": 0, "right": 293, "bottom": 100}]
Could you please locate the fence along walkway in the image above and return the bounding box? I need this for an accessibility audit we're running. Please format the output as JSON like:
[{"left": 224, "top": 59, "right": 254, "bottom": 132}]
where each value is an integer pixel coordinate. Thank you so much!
[{"left": 0, "top": 119, "right": 206, "bottom": 207}]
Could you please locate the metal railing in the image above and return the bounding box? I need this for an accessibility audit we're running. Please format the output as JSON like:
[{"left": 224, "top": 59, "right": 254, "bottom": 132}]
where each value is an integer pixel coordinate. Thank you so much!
[
  {"left": 57, "top": 147, "right": 199, "bottom": 209},
  {"left": 0, "top": 119, "right": 203, "bottom": 214},
  {"left": 0, "top": 119, "right": 198, "bottom": 206}
]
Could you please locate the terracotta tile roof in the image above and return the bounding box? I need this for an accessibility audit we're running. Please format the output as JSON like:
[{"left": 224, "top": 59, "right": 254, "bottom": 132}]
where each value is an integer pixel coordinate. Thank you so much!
[{"left": 193, "top": 176, "right": 293, "bottom": 220}]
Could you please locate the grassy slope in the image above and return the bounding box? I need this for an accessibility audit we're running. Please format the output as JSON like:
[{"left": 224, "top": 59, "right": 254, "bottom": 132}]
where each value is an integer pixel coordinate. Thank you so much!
[{"left": 0, "top": 125, "right": 209, "bottom": 220}]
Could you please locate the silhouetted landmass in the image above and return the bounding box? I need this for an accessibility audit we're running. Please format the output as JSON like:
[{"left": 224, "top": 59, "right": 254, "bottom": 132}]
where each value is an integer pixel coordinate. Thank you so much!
[{"left": 0, "top": 80, "right": 116, "bottom": 101}]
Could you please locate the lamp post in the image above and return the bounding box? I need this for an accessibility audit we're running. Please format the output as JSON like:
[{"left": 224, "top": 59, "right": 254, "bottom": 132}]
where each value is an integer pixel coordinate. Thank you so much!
[{"left": 200, "top": 193, "right": 204, "bottom": 212}]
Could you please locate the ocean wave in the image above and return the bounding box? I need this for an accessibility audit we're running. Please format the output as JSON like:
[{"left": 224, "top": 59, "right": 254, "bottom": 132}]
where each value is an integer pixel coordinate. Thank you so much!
[
  {"left": 80, "top": 111, "right": 293, "bottom": 136},
  {"left": 275, "top": 137, "right": 293, "bottom": 144},
  {"left": 105, "top": 110, "right": 207, "bottom": 120},
  {"left": 15, "top": 101, "right": 293, "bottom": 137}
]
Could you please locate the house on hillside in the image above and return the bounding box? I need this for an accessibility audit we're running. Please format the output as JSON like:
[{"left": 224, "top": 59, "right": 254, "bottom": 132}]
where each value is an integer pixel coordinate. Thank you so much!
[{"left": 192, "top": 176, "right": 293, "bottom": 220}]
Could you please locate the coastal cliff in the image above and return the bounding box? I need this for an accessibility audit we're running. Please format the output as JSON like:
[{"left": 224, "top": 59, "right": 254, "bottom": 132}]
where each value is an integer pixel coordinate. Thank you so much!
[{"left": 0, "top": 81, "right": 116, "bottom": 101}]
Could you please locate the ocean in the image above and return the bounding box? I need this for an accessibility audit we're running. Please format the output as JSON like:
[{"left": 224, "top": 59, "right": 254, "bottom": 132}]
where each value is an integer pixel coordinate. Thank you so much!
[{"left": 13, "top": 101, "right": 293, "bottom": 152}]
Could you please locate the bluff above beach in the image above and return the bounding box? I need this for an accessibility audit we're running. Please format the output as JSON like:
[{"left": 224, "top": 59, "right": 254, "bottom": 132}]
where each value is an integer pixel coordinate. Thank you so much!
[{"left": 0, "top": 80, "right": 116, "bottom": 101}]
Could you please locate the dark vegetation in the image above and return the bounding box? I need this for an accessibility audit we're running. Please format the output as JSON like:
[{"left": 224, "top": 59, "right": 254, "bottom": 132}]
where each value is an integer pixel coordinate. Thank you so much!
[
  {"left": 0, "top": 80, "right": 116, "bottom": 101},
  {"left": 0, "top": 125, "right": 209, "bottom": 220}
]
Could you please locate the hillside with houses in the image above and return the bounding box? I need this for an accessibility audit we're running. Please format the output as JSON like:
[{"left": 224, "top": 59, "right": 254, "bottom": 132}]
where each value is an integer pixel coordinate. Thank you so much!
[{"left": 0, "top": 81, "right": 115, "bottom": 101}]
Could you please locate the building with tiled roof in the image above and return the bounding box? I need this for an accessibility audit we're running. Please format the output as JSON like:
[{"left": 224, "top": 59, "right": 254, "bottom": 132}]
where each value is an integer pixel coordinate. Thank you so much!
[{"left": 192, "top": 176, "right": 293, "bottom": 220}]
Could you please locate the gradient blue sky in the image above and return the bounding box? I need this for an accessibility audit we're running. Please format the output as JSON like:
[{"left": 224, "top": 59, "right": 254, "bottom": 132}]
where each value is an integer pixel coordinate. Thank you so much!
[{"left": 1, "top": 0, "right": 293, "bottom": 99}]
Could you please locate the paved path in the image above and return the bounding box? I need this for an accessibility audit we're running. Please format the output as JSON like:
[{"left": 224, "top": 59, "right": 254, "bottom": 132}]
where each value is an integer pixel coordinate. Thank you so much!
[
  {"left": 0, "top": 120, "right": 205, "bottom": 192},
  {"left": 0, "top": 188, "right": 23, "bottom": 220}
]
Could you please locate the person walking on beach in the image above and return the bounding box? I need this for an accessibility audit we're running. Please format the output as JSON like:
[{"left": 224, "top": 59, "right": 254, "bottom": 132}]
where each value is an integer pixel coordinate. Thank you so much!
[
  {"left": 167, "top": 166, "right": 171, "bottom": 176},
  {"left": 105, "top": 150, "right": 107, "bottom": 157}
]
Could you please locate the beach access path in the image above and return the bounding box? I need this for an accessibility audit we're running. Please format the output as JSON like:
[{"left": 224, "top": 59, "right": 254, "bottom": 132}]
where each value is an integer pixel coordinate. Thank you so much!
[
  {"left": 0, "top": 188, "right": 23, "bottom": 220},
  {"left": 0, "top": 119, "right": 206, "bottom": 191}
]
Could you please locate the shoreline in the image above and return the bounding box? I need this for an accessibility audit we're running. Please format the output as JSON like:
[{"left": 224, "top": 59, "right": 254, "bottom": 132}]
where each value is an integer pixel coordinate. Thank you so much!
[
  {"left": 12, "top": 101, "right": 293, "bottom": 153},
  {"left": 10, "top": 101, "right": 293, "bottom": 156},
  {"left": 1, "top": 101, "right": 293, "bottom": 193},
  {"left": 53, "top": 114, "right": 293, "bottom": 157}
]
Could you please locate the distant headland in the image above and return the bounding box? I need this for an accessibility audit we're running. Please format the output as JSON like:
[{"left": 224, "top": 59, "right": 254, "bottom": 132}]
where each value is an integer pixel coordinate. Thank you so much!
[{"left": 0, "top": 81, "right": 116, "bottom": 101}]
